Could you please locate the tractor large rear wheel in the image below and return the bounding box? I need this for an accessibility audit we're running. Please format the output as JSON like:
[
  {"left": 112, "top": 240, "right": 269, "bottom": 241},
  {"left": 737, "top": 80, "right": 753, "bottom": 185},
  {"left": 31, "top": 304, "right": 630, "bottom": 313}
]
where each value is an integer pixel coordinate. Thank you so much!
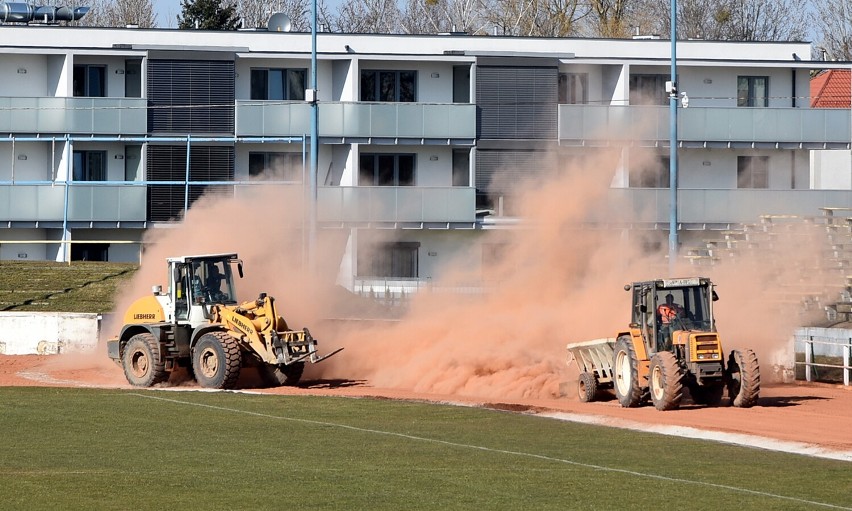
[
  {"left": 727, "top": 349, "right": 760, "bottom": 408},
  {"left": 122, "top": 333, "right": 169, "bottom": 387},
  {"left": 192, "top": 331, "right": 242, "bottom": 389},
  {"left": 613, "top": 336, "right": 644, "bottom": 408},
  {"left": 259, "top": 362, "right": 305, "bottom": 387},
  {"left": 649, "top": 351, "right": 684, "bottom": 411}
]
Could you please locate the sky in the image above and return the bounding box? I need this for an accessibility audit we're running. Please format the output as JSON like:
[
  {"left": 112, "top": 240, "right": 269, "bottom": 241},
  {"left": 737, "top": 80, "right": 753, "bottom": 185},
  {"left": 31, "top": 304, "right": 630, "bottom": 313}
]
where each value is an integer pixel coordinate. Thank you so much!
[{"left": 154, "top": 0, "right": 181, "bottom": 27}]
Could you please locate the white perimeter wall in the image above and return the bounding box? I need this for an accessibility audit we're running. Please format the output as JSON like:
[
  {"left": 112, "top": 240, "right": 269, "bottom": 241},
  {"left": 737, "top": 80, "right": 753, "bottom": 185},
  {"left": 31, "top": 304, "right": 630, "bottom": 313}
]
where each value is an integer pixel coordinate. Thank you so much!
[{"left": 0, "top": 312, "right": 100, "bottom": 355}]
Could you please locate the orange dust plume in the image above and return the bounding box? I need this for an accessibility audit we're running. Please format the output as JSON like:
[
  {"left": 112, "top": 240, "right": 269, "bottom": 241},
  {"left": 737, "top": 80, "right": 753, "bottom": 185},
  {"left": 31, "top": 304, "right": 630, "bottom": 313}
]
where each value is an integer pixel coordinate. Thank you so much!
[{"left": 106, "top": 151, "right": 839, "bottom": 399}]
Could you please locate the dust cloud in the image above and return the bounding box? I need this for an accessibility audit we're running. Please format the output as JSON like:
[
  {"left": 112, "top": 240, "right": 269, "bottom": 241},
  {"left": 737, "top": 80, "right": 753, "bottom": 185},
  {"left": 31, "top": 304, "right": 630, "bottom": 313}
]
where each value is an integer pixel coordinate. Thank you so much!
[{"left": 100, "top": 148, "right": 835, "bottom": 399}]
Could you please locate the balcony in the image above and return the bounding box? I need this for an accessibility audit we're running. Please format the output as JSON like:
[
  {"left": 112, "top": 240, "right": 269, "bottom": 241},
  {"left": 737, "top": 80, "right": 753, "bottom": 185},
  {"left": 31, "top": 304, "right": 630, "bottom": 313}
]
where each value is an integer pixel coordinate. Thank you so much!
[
  {"left": 586, "top": 188, "right": 852, "bottom": 227},
  {"left": 0, "top": 184, "right": 146, "bottom": 223},
  {"left": 236, "top": 101, "right": 477, "bottom": 143},
  {"left": 0, "top": 97, "right": 148, "bottom": 135},
  {"left": 558, "top": 105, "right": 852, "bottom": 148}
]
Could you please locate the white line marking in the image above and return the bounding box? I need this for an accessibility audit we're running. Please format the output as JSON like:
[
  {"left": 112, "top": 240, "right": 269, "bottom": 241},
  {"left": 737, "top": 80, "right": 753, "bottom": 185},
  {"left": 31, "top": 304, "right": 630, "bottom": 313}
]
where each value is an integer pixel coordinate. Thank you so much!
[
  {"left": 537, "top": 411, "right": 852, "bottom": 463},
  {"left": 129, "top": 392, "right": 852, "bottom": 510}
]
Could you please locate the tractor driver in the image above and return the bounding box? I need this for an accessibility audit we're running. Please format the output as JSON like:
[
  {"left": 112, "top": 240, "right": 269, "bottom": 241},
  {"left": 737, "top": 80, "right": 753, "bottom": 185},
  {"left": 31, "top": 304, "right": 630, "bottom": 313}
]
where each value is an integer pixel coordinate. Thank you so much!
[{"left": 656, "top": 293, "right": 685, "bottom": 351}]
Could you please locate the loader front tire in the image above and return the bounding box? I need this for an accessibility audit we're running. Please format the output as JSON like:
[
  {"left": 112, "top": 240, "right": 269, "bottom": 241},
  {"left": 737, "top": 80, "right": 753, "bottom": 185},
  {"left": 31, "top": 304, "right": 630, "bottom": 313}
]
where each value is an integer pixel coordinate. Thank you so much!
[
  {"left": 727, "top": 349, "right": 760, "bottom": 408},
  {"left": 122, "top": 333, "right": 169, "bottom": 387},
  {"left": 193, "top": 331, "right": 241, "bottom": 390},
  {"left": 613, "top": 336, "right": 644, "bottom": 408},
  {"left": 259, "top": 362, "right": 305, "bottom": 387},
  {"left": 649, "top": 351, "right": 684, "bottom": 411},
  {"left": 577, "top": 372, "right": 598, "bottom": 403}
]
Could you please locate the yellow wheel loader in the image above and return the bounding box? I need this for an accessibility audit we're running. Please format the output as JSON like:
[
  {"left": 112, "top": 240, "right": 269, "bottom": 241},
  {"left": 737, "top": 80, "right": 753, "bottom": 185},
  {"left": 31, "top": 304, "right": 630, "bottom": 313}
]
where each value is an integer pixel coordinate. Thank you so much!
[
  {"left": 107, "top": 253, "right": 341, "bottom": 389},
  {"left": 566, "top": 277, "right": 759, "bottom": 410}
]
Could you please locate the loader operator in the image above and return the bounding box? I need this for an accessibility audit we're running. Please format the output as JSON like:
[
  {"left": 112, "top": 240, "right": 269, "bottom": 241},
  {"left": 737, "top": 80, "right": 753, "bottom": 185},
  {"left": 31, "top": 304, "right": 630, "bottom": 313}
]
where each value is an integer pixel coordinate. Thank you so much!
[{"left": 204, "top": 265, "right": 224, "bottom": 297}]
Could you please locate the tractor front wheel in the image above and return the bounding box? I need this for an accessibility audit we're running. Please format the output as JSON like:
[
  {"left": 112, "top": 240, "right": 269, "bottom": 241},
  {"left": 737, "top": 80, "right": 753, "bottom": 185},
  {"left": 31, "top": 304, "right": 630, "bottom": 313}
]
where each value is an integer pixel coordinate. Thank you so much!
[
  {"left": 192, "top": 332, "right": 242, "bottom": 389},
  {"left": 122, "top": 333, "right": 169, "bottom": 387},
  {"left": 649, "top": 351, "right": 684, "bottom": 411},
  {"left": 727, "top": 349, "right": 760, "bottom": 408}
]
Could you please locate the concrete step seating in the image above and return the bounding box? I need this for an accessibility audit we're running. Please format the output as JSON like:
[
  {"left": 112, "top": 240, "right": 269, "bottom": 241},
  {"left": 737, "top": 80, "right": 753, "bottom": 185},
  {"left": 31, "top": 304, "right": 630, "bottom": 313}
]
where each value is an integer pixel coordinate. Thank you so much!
[{"left": 685, "top": 207, "right": 852, "bottom": 319}]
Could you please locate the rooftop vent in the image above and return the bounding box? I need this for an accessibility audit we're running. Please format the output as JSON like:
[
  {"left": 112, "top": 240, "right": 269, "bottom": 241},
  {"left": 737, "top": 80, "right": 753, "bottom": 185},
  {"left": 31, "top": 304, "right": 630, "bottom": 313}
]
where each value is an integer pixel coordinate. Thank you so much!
[{"left": 0, "top": 2, "right": 89, "bottom": 23}]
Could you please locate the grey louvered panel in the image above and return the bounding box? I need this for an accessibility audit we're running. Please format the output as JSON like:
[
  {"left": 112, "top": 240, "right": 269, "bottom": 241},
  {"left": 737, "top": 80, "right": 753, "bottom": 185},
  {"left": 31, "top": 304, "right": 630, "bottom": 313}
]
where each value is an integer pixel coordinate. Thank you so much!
[
  {"left": 146, "top": 145, "right": 235, "bottom": 221},
  {"left": 475, "top": 149, "right": 551, "bottom": 194},
  {"left": 148, "top": 59, "right": 235, "bottom": 133},
  {"left": 476, "top": 66, "right": 557, "bottom": 140}
]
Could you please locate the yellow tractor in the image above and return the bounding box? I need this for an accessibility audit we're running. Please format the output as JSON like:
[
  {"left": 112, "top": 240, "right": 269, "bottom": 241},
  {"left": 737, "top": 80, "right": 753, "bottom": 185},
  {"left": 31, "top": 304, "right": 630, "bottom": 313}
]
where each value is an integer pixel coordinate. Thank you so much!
[
  {"left": 568, "top": 277, "right": 759, "bottom": 410},
  {"left": 107, "top": 253, "right": 341, "bottom": 389}
]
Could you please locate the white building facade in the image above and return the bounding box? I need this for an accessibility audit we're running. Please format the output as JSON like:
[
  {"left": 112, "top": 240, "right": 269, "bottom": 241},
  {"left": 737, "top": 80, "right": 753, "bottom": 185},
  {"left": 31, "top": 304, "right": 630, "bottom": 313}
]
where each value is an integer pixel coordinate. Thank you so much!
[{"left": 0, "top": 25, "right": 849, "bottom": 291}]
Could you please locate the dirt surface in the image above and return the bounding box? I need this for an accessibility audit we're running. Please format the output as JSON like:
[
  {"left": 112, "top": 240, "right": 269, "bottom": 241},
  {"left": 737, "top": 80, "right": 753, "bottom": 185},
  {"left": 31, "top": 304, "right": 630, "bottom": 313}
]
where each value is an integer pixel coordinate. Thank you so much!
[{"left": 2, "top": 353, "right": 850, "bottom": 458}]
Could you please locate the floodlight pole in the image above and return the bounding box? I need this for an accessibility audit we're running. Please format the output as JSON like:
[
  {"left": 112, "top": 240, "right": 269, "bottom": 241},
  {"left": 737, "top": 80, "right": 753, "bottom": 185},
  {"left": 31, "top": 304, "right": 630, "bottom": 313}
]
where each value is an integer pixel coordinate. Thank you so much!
[
  {"left": 668, "top": 0, "right": 679, "bottom": 275},
  {"left": 309, "top": 0, "right": 318, "bottom": 274}
]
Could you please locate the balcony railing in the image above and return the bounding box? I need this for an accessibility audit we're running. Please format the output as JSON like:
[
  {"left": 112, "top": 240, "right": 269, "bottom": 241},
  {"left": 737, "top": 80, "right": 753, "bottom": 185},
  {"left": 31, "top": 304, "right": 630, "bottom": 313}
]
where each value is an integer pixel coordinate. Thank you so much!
[
  {"left": 318, "top": 186, "right": 476, "bottom": 224},
  {"left": 0, "top": 184, "right": 146, "bottom": 222},
  {"left": 236, "top": 101, "right": 477, "bottom": 140},
  {"left": 6, "top": 182, "right": 842, "bottom": 227},
  {"left": 558, "top": 105, "right": 852, "bottom": 147},
  {"left": 587, "top": 188, "right": 852, "bottom": 225},
  {"left": 0, "top": 97, "right": 148, "bottom": 135}
]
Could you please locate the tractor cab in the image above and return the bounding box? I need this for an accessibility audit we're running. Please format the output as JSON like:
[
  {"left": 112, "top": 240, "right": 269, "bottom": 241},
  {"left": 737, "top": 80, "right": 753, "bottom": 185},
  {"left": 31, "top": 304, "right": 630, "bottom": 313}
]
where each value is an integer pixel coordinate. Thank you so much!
[
  {"left": 168, "top": 253, "right": 243, "bottom": 327},
  {"left": 629, "top": 277, "right": 717, "bottom": 355}
]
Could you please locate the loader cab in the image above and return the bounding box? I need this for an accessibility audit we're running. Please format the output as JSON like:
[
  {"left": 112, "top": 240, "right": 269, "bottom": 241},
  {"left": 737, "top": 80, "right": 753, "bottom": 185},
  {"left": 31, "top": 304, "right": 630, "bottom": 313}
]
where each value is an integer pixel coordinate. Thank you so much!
[{"left": 167, "top": 253, "right": 242, "bottom": 327}]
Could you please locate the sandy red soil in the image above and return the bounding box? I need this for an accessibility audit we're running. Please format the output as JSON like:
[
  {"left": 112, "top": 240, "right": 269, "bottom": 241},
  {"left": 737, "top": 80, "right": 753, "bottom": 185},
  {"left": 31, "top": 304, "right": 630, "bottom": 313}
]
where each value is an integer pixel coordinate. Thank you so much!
[{"left": 2, "top": 353, "right": 850, "bottom": 455}]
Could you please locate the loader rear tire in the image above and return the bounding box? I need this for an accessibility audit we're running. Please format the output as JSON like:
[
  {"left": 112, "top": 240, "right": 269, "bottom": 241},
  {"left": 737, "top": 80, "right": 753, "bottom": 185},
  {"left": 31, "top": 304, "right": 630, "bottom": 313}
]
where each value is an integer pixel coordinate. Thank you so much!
[
  {"left": 613, "top": 336, "right": 644, "bottom": 408},
  {"left": 259, "top": 362, "right": 305, "bottom": 387},
  {"left": 727, "top": 349, "right": 760, "bottom": 408},
  {"left": 649, "top": 351, "right": 683, "bottom": 411},
  {"left": 122, "top": 333, "right": 169, "bottom": 387},
  {"left": 192, "top": 331, "right": 241, "bottom": 390},
  {"left": 577, "top": 372, "right": 598, "bottom": 403}
]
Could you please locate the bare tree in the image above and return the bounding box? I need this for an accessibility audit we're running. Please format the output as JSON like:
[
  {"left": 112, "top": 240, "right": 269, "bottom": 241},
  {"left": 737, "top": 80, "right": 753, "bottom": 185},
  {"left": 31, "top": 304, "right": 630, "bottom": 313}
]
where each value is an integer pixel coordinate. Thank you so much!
[
  {"left": 480, "top": 0, "right": 539, "bottom": 36},
  {"left": 78, "top": 0, "right": 157, "bottom": 27},
  {"left": 587, "top": 0, "right": 631, "bottom": 38},
  {"left": 332, "top": 0, "right": 402, "bottom": 33},
  {"left": 635, "top": 0, "right": 808, "bottom": 41},
  {"left": 813, "top": 0, "right": 852, "bottom": 60},
  {"left": 236, "top": 0, "right": 310, "bottom": 29},
  {"left": 400, "top": 0, "right": 488, "bottom": 34}
]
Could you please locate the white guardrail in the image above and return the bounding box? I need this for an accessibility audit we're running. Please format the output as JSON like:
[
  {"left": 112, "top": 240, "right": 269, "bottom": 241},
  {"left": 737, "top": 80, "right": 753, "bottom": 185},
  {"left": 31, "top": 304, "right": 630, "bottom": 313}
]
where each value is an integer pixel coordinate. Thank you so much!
[{"left": 793, "top": 327, "right": 852, "bottom": 386}]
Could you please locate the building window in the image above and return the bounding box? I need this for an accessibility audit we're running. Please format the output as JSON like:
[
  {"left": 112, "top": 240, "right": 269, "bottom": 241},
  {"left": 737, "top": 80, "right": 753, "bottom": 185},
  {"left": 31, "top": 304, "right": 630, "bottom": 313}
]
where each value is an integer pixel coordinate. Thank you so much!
[
  {"left": 360, "top": 70, "right": 417, "bottom": 102},
  {"left": 737, "top": 76, "right": 768, "bottom": 107},
  {"left": 357, "top": 242, "right": 420, "bottom": 278},
  {"left": 452, "top": 149, "right": 470, "bottom": 186},
  {"left": 73, "top": 65, "right": 106, "bottom": 97},
  {"left": 629, "top": 74, "right": 668, "bottom": 105},
  {"left": 630, "top": 156, "right": 670, "bottom": 188},
  {"left": 737, "top": 156, "right": 769, "bottom": 188},
  {"left": 248, "top": 152, "right": 302, "bottom": 181},
  {"left": 359, "top": 154, "right": 415, "bottom": 186},
  {"left": 73, "top": 150, "right": 107, "bottom": 181},
  {"left": 250, "top": 68, "right": 307, "bottom": 100},
  {"left": 558, "top": 73, "right": 588, "bottom": 104}
]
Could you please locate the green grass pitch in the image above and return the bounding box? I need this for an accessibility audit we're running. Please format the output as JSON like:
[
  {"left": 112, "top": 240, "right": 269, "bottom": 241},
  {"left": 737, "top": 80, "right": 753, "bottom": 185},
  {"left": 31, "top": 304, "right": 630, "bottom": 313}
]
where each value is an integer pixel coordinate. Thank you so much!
[{"left": 0, "top": 387, "right": 849, "bottom": 510}]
